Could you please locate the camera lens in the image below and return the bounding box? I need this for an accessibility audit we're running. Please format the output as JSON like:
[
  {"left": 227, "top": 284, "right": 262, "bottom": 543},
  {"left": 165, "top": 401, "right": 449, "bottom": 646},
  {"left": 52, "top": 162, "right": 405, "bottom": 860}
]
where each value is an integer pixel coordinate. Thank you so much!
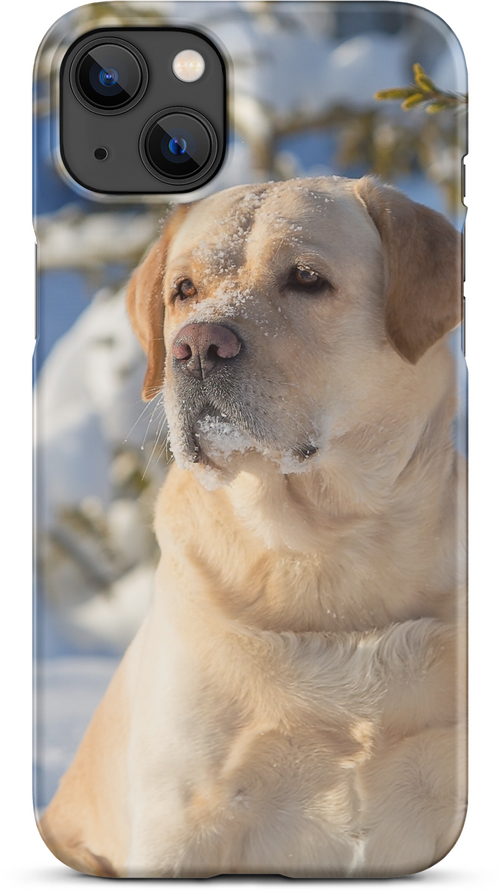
[
  {"left": 71, "top": 39, "right": 147, "bottom": 114},
  {"left": 99, "top": 68, "right": 119, "bottom": 87},
  {"left": 140, "top": 109, "right": 217, "bottom": 184},
  {"left": 169, "top": 137, "right": 188, "bottom": 155}
]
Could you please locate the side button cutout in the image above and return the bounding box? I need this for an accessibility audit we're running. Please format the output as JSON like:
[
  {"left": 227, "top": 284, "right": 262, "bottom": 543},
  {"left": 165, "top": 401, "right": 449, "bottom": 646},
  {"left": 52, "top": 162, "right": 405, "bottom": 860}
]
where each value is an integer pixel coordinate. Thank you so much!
[{"left": 30, "top": 236, "right": 38, "bottom": 355}]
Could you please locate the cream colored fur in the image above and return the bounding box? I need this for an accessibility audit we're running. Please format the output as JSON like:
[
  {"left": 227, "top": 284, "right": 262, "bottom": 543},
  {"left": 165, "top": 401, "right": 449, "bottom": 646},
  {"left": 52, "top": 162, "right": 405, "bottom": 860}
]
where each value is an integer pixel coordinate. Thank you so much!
[{"left": 40, "top": 176, "right": 466, "bottom": 878}]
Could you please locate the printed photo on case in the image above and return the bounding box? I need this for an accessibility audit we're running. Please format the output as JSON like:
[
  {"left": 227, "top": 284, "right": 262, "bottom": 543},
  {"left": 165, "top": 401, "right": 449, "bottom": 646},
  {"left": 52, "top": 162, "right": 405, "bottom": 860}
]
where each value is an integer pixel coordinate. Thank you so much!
[{"left": 33, "top": 1, "right": 467, "bottom": 878}]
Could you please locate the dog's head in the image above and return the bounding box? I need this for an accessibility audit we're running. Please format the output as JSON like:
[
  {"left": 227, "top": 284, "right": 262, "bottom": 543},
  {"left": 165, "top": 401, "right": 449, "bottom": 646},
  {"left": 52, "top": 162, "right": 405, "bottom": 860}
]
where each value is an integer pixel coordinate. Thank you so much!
[{"left": 127, "top": 176, "right": 461, "bottom": 485}]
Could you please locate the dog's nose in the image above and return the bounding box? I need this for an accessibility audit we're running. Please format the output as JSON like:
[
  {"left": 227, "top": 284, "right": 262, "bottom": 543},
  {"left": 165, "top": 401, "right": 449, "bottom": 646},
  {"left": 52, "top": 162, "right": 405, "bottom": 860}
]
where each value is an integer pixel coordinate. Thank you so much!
[{"left": 172, "top": 323, "right": 242, "bottom": 380}]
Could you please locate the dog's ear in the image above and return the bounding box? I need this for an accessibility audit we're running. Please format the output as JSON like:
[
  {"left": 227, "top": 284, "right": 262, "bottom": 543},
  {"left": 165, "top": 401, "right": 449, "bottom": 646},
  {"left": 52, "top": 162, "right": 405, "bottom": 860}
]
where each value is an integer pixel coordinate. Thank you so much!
[
  {"left": 355, "top": 176, "right": 462, "bottom": 363},
  {"left": 127, "top": 205, "right": 189, "bottom": 400}
]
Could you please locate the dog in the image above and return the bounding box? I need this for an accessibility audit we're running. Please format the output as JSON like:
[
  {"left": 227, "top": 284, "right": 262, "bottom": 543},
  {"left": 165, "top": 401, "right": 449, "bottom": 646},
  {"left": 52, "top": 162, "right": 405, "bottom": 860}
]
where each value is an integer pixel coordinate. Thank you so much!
[{"left": 39, "top": 175, "right": 466, "bottom": 877}]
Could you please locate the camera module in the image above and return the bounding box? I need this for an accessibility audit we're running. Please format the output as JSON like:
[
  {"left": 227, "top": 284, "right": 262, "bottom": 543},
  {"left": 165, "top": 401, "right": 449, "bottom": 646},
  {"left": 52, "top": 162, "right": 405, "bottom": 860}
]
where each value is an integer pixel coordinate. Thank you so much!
[{"left": 61, "top": 29, "right": 226, "bottom": 193}]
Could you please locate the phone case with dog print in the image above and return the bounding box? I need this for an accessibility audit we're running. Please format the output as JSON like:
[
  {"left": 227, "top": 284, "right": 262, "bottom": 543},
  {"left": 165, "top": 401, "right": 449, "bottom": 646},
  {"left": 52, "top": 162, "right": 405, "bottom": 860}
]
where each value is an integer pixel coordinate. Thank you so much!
[{"left": 34, "top": 2, "right": 467, "bottom": 878}]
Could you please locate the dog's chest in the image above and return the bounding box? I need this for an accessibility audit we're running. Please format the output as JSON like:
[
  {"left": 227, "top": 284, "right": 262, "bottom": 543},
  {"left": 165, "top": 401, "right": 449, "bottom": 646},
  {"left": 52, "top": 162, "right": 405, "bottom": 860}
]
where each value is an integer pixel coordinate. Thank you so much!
[
  {"left": 126, "top": 607, "right": 457, "bottom": 876},
  {"left": 167, "top": 717, "right": 374, "bottom": 874}
]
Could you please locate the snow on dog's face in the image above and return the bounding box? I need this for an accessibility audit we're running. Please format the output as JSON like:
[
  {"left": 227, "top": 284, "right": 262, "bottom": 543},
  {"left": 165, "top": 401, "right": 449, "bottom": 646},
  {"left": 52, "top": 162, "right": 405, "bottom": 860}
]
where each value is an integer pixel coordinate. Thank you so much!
[{"left": 127, "top": 176, "right": 461, "bottom": 488}]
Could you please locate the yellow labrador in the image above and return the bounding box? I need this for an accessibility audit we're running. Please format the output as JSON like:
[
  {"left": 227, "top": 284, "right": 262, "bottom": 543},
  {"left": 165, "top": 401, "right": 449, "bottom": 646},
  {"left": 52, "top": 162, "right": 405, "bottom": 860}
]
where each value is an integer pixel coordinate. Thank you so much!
[{"left": 40, "top": 176, "right": 466, "bottom": 877}]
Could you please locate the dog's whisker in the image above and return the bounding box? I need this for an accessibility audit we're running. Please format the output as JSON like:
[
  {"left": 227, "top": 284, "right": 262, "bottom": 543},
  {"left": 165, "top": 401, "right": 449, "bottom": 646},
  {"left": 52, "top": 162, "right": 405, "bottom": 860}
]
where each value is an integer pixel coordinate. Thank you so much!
[
  {"left": 124, "top": 390, "right": 163, "bottom": 446},
  {"left": 141, "top": 415, "right": 169, "bottom": 480},
  {"left": 140, "top": 394, "right": 166, "bottom": 452}
]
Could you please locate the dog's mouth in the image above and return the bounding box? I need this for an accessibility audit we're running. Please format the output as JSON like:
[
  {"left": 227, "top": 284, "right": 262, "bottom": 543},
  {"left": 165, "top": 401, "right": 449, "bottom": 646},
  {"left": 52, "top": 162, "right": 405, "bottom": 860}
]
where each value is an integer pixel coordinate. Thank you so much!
[
  {"left": 169, "top": 398, "right": 318, "bottom": 476},
  {"left": 193, "top": 410, "right": 256, "bottom": 464}
]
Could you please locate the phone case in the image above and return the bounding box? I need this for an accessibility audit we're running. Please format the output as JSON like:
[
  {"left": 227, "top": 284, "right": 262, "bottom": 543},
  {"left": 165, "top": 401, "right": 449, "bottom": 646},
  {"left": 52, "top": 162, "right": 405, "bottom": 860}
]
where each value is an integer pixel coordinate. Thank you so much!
[{"left": 33, "top": 1, "right": 467, "bottom": 878}]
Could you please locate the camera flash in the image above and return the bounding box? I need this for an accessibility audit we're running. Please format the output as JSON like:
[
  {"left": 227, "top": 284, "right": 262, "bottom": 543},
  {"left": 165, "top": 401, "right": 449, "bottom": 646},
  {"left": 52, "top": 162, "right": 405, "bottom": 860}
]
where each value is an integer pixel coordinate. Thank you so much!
[{"left": 172, "top": 49, "right": 205, "bottom": 83}]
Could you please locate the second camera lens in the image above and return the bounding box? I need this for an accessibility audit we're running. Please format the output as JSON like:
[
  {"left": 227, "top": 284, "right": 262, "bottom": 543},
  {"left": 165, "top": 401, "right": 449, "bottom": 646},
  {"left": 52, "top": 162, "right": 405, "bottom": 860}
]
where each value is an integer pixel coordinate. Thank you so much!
[{"left": 140, "top": 109, "right": 217, "bottom": 184}]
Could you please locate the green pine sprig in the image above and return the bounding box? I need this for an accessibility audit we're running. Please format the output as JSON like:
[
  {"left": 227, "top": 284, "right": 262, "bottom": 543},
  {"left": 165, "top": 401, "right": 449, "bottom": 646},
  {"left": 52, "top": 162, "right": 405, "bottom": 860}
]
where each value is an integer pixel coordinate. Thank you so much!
[{"left": 375, "top": 63, "right": 467, "bottom": 113}]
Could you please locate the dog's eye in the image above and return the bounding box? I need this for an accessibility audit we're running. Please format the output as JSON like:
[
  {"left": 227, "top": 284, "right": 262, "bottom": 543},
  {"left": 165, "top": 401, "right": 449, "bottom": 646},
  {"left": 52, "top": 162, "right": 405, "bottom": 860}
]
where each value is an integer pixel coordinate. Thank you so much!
[
  {"left": 290, "top": 266, "right": 325, "bottom": 291},
  {"left": 174, "top": 278, "right": 197, "bottom": 300}
]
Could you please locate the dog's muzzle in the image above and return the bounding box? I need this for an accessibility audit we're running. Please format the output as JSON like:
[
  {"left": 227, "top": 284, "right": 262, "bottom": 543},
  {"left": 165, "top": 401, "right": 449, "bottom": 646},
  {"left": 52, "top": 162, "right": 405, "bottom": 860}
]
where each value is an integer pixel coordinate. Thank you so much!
[{"left": 168, "top": 322, "right": 318, "bottom": 468}]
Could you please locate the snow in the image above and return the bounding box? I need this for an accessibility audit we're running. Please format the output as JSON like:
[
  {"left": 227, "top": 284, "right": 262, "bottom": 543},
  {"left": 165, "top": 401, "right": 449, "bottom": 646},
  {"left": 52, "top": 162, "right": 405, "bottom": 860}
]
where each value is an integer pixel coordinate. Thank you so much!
[
  {"left": 35, "top": 286, "right": 162, "bottom": 652},
  {"left": 34, "top": 657, "right": 120, "bottom": 813}
]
